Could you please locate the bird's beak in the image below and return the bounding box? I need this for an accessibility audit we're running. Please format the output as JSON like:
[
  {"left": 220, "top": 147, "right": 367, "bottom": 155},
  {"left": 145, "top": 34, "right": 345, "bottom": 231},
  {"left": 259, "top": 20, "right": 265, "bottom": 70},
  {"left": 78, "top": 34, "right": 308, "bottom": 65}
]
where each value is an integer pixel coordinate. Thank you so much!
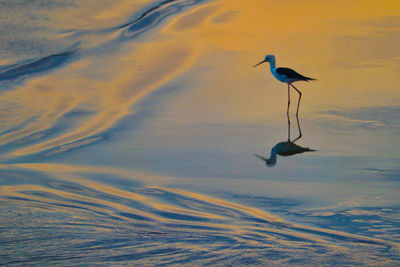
[
  {"left": 253, "top": 60, "right": 266, "bottom": 68},
  {"left": 254, "top": 154, "right": 267, "bottom": 162}
]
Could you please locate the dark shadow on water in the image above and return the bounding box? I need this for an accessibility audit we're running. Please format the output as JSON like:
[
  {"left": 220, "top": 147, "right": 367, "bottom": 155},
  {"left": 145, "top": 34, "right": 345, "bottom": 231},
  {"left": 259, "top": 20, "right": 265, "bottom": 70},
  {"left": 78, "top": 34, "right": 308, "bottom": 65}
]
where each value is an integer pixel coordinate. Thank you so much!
[
  {"left": 116, "top": 0, "right": 204, "bottom": 41},
  {"left": 255, "top": 111, "right": 315, "bottom": 167},
  {"left": 0, "top": 45, "right": 80, "bottom": 86},
  {"left": 0, "top": 0, "right": 204, "bottom": 87}
]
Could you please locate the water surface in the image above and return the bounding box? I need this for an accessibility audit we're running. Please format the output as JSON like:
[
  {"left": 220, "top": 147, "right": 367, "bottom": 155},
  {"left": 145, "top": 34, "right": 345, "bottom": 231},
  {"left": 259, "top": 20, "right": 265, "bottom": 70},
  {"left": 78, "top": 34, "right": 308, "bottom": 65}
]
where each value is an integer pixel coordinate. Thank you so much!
[{"left": 1, "top": 0, "right": 399, "bottom": 265}]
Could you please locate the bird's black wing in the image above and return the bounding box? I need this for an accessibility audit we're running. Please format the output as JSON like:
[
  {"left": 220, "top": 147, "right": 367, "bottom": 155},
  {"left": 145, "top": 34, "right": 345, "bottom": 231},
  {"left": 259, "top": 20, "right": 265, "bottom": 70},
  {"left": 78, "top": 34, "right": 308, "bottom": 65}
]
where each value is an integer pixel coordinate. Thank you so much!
[
  {"left": 276, "top": 67, "right": 315, "bottom": 81},
  {"left": 277, "top": 142, "right": 316, "bottom": 156}
]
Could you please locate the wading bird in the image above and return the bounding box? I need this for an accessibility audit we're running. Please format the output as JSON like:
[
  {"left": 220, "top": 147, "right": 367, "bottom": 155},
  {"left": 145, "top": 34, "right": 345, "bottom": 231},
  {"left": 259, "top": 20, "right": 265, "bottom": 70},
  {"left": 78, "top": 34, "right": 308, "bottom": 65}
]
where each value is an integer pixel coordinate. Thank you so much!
[{"left": 253, "top": 54, "right": 316, "bottom": 114}]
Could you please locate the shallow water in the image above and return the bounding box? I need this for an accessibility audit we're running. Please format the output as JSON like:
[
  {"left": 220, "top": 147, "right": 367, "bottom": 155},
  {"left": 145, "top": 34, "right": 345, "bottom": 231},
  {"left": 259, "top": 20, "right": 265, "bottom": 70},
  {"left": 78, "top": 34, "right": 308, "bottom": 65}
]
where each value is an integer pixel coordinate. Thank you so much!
[{"left": 1, "top": 0, "right": 399, "bottom": 265}]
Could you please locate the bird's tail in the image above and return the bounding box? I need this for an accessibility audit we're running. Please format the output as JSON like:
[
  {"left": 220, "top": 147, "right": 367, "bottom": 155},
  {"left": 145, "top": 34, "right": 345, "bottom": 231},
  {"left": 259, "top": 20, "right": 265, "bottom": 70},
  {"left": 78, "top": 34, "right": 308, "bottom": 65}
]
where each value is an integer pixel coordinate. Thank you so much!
[
  {"left": 305, "top": 148, "right": 317, "bottom": 152},
  {"left": 305, "top": 77, "right": 317, "bottom": 81}
]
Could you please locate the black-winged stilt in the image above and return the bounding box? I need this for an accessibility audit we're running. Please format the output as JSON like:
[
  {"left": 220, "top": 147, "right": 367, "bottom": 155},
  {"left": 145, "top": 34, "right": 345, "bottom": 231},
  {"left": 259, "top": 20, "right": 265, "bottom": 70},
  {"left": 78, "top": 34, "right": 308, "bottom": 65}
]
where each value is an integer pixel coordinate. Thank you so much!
[{"left": 253, "top": 54, "right": 316, "bottom": 115}]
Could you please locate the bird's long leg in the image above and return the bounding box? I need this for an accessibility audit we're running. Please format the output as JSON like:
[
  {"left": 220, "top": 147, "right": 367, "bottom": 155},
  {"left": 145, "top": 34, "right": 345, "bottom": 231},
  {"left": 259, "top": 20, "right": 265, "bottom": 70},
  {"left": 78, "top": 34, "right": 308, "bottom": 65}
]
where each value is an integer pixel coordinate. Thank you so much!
[
  {"left": 287, "top": 108, "right": 291, "bottom": 142},
  {"left": 289, "top": 83, "right": 302, "bottom": 115},
  {"left": 287, "top": 83, "right": 291, "bottom": 114},
  {"left": 292, "top": 112, "right": 303, "bottom": 143}
]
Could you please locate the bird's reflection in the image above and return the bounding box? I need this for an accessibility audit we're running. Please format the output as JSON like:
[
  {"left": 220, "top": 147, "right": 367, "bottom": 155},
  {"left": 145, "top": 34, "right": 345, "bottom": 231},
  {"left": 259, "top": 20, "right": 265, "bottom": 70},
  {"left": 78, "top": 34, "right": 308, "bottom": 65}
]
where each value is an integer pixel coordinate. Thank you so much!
[{"left": 255, "top": 112, "right": 315, "bottom": 167}]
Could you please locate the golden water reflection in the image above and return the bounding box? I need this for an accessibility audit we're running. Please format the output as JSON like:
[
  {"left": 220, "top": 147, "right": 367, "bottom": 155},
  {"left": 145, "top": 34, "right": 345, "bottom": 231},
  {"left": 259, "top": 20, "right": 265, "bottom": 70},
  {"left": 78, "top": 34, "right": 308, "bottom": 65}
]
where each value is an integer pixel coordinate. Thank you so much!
[
  {"left": 0, "top": 1, "right": 399, "bottom": 264},
  {"left": 1, "top": 0, "right": 399, "bottom": 159}
]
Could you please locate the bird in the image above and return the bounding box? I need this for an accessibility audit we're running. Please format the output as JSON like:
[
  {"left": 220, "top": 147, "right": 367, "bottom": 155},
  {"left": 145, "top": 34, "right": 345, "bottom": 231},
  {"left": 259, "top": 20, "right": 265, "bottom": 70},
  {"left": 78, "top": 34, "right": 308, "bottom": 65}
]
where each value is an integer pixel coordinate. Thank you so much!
[{"left": 253, "top": 54, "right": 316, "bottom": 115}]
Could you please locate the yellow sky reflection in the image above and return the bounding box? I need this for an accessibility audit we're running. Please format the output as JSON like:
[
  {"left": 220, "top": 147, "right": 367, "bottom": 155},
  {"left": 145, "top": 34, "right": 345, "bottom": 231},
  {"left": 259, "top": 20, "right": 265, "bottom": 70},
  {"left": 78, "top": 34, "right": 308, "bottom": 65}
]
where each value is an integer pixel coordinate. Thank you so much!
[
  {"left": 159, "top": 0, "right": 400, "bottom": 122},
  {"left": 4, "top": 38, "right": 199, "bottom": 157},
  {"left": 2, "top": 0, "right": 399, "bottom": 157},
  {"left": 10, "top": 163, "right": 227, "bottom": 222},
  {"left": 5, "top": 161, "right": 399, "bottom": 255},
  {"left": 0, "top": 162, "right": 335, "bottom": 246},
  {"left": 1, "top": 2, "right": 399, "bottom": 264},
  {"left": 46, "top": 0, "right": 154, "bottom": 31}
]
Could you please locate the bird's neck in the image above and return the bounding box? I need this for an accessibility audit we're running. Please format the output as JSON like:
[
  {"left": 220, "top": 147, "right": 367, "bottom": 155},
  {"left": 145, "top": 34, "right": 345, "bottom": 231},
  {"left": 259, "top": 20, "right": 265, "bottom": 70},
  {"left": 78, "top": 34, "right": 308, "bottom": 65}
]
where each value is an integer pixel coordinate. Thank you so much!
[
  {"left": 266, "top": 147, "right": 278, "bottom": 165},
  {"left": 268, "top": 57, "right": 276, "bottom": 72}
]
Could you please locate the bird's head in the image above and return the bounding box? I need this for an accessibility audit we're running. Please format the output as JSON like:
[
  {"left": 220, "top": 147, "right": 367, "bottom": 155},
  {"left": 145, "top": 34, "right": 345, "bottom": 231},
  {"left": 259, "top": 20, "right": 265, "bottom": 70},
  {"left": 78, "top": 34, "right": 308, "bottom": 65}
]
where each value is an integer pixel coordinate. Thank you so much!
[
  {"left": 253, "top": 54, "right": 275, "bottom": 68},
  {"left": 266, "top": 157, "right": 277, "bottom": 167},
  {"left": 254, "top": 153, "right": 276, "bottom": 167}
]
